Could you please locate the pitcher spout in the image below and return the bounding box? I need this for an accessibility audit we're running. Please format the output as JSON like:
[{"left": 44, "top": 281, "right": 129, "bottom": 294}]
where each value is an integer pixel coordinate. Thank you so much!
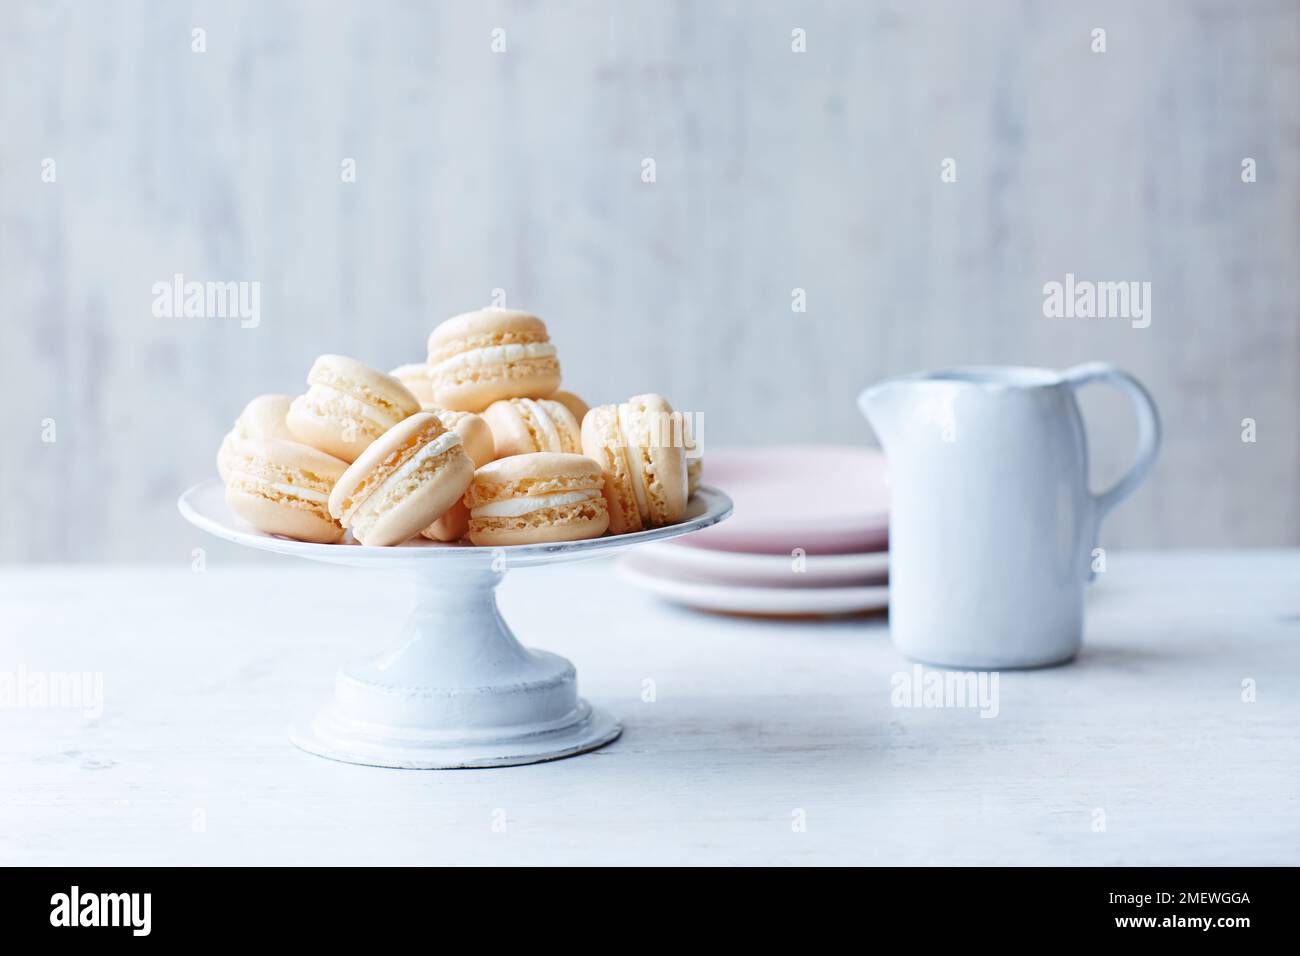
[{"left": 857, "top": 380, "right": 908, "bottom": 450}]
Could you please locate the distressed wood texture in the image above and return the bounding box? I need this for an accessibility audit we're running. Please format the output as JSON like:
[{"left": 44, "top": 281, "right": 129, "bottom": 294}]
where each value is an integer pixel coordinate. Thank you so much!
[
  {"left": 1, "top": 0, "right": 1297, "bottom": 560},
  {"left": 1, "top": 554, "right": 1297, "bottom": 865}
]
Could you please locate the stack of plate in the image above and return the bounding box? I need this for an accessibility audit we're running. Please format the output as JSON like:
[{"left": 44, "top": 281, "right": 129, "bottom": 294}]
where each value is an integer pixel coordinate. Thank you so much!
[{"left": 618, "top": 446, "right": 889, "bottom": 616}]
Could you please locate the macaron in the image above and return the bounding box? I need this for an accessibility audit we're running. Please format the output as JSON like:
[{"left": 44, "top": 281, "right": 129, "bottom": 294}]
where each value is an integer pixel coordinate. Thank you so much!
[
  {"left": 287, "top": 354, "right": 421, "bottom": 462},
  {"left": 682, "top": 415, "right": 703, "bottom": 497},
  {"left": 551, "top": 390, "right": 590, "bottom": 423},
  {"left": 329, "top": 412, "right": 475, "bottom": 547},
  {"left": 418, "top": 410, "right": 495, "bottom": 543},
  {"left": 426, "top": 309, "right": 561, "bottom": 412},
  {"left": 421, "top": 500, "right": 470, "bottom": 543},
  {"left": 580, "top": 393, "right": 689, "bottom": 534},
  {"left": 224, "top": 438, "right": 349, "bottom": 543},
  {"left": 427, "top": 409, "right": 496, "bottom": 468},
  {"left": 465, "top": 453, "right": 609, "bottom": 547},
  {"left": 481, "top": 397, "right": 581, "bottom": 458},
  {"left": 217, "top": 394, "right": 295, "bottom": 483},
  {"left": 389, "top": 363, "right": 435, "bottom": 407}
]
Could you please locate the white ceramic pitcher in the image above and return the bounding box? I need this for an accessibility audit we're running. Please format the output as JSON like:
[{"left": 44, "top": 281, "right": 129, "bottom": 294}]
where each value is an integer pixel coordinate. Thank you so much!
[{"left": 858, "top": 363, "right": 1160, "bottom": 669}]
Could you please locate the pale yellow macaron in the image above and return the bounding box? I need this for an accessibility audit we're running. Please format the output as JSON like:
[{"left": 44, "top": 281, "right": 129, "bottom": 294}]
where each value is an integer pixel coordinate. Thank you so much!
[
  {"left": 421, "top": 500, "right": 470, "bottom": 543},
  {"left": 465, "top": 453, "right": 609, "bottom": 547},
  {"left": 681, "top": 413, "right": 703, "bottom": 497},
  {"left": 581, "top": 393, "right": 689, "bottom": 535},
  {"left": 329, "top": 412, "right": 475, "bottom": 547},
  {"left": 217, "top": 394, "right": 295, "bottom": 483},
  {"left": 426, "top": 409, "right": 496, "bottom": 468},
  {"left": 550, "top": 390, "right": 590, "bottom": 423},
  {"left": 389, "top": 363, "right": 435, "bottom": 407},
  {"left": 418, "top": 409, "right": 495, "bottom": 543},
  {"left": 287, "top": 354, "right": 421, "bottom": 462},
  {"left": 481, "top": 397, "right": 581, "bottom": 458},
  {"left": 687, "top": 458, "right": 703, "bottom": 498},
  {"left": 225, "top": 438, "right": 349, "bottom": 543},
  {"left": 426, "top": 309, "right": 561, "bottom": 412}
]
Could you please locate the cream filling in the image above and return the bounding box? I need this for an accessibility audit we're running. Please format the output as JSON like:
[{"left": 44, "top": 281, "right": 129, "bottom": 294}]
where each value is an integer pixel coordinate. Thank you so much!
[
  {"left": 432, "top": 342, "right": 556, "bottom": 374},
  {"left": 310, "top": 384, "right": 401, "bottom": 430},
  {"left": 519, "top": 398, "right": 561, "bottom": 451},
  {"left": 617, "top": 404, "right": 650, "bottom": 521},
  {"left": 471, "top": 489, "right": 599, "bottom": 520},
  {"left": 236, "top": 474, "right": 330, "bottom": 505},
  {"left": 354, "top": 430, "right": 463, "bottom": 514},
  {"left": 269, "top": 482, "right": 328, "bottom": 503}
]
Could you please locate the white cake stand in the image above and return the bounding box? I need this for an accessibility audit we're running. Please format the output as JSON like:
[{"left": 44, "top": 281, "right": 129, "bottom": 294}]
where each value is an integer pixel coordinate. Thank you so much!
[{"left": 178, "top": 479, "right": 732, "bottom": 770}]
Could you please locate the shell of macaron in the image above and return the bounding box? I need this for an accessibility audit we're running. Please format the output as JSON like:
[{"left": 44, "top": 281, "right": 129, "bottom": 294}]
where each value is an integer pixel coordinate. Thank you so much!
[
  {"left": 426, "top": 309, "right": 561, "bottom": 412},
  {"left": 481, "top": 397, "right": 581, "bottom": 459},
  {"left": 427, "top": 409, "right": 496, "bottom": 468},
  {"left": 464, "top": 453, "right": 609, "bottom": 547},
  {"left": 580, "top": 393, "right": 689, "bottom": 535},
  {"left": 550, "top": 390, "right": 590, "bottom": 423},
  {"left": 415, "top": 410, "right": 494, "bottom": 543},
  {"left": 217, "top": 394, "right": 295, "bottom": 483},
  {"left": 389, "top": 363, "right": 435, "bottom": 407},
  {"left": 287, "top": 355, "right": 421, "bottom": 462},
  {"left": 681, "top": 414, "right": 703, "bottom": 497},
  {"left": 328, "top": 412, "right": 475, "bottom": 547},
  {"left": 224, "top": 438, "right": 349, "bottom": 544},
  {"left": 421, "top": 500, "right": 470, "bottom": 543}
]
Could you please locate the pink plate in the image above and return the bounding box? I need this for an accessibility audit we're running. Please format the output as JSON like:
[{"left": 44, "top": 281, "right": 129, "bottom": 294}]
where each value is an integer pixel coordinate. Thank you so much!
[{"left": 677, "top": 445, "right": 889, "bottom": 555}]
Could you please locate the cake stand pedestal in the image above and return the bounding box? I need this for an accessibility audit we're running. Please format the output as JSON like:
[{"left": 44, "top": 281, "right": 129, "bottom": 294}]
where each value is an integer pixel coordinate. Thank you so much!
[{"left": 178, "top": 479, "right": 731, "bottom": 769}]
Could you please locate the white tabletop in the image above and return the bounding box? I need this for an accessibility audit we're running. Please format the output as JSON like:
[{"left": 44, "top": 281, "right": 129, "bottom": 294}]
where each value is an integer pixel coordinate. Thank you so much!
[{"left": 2, "top": 552, "right": 1297, "bottom": 866}]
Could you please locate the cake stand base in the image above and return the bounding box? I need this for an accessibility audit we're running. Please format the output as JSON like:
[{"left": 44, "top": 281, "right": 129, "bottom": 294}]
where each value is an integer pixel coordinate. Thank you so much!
[
  {"left": 290, "top": 703, "right": 621, "bottom": 769},
  {"left": 287, "top": 565, "right": 622, "bottom": 770}
]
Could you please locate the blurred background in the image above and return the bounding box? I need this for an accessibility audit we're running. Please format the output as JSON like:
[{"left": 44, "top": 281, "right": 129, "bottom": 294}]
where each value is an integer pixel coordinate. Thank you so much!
[{"left": 1, "top": 0, "right": 1296, "bottom": 562}]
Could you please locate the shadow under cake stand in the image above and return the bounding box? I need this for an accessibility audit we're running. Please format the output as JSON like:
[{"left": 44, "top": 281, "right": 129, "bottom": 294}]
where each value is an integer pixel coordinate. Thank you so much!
[{"left": 178, "top": 479, "right": 732, "bottom": 769}]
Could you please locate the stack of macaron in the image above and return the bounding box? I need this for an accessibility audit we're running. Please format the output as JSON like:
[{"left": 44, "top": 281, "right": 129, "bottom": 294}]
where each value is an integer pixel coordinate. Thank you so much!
[{"left": 216, "top": 308, "right": 702, "bottom": 547}]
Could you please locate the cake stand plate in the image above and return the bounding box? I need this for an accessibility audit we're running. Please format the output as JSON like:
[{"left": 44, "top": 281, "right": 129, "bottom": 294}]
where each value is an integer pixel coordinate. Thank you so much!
[{"left": 178, "top": 479, "right": 732, "bottom": 769}]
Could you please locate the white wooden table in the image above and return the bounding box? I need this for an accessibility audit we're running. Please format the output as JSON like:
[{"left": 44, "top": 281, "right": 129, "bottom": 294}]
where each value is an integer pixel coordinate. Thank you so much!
[{"left": 2, "top": 552, "right": 1297, "bottom": 866}]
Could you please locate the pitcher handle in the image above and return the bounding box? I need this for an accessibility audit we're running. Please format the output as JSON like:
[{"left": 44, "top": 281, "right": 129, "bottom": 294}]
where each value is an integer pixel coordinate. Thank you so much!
[{"left": 1061, "top": 362, "right": 1161, "bottom": 522}]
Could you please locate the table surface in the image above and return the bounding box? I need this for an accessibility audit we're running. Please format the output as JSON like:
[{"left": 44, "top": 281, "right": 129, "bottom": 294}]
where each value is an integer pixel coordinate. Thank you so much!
[{"left": 2, "top": 551, "right": 1298, "bottom": 866}]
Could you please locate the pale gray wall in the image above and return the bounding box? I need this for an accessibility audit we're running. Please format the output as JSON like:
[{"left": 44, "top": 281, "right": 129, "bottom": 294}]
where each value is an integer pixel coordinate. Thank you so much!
[{"left": 2, "top": 0, "right": 1296, "bottom": 562}]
